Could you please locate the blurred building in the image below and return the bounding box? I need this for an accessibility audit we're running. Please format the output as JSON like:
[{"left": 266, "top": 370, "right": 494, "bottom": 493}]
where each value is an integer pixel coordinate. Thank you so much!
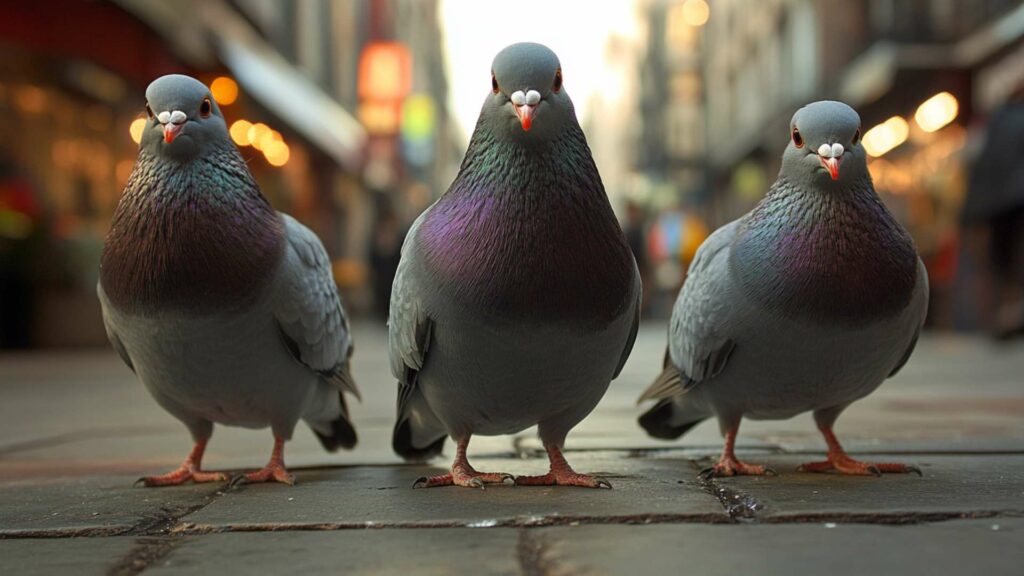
[{"left": 0, "top": 0, "right": 457, "bottom": 347}]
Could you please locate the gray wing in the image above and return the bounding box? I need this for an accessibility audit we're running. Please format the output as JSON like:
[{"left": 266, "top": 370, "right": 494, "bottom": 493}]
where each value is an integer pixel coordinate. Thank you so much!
[
  {"left": 273, "top": 214, "right": 358, "bottom": 398},
  {"left": 612, "top": 260, "right": 642, "bottom": 379},
  {"left": 388, "top": 211, "right": 448, "bottom": 460},
  {"left": 388, "top": 213, "right": 432, "bottom": 385},
  {"left": 96, "top": 283, "right": 134, "bottom": 373},
  {"left": 889, "top": 257, "right": 930, "bottom": 378},
  {"left": 639, "top": 220, "right": 741, "bottom": 402}
]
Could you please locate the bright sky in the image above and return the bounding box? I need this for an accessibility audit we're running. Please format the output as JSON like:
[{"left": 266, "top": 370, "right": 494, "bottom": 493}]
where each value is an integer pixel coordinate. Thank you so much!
[{"left": 440, "top": 0, "right": 639, "bottom": 141}]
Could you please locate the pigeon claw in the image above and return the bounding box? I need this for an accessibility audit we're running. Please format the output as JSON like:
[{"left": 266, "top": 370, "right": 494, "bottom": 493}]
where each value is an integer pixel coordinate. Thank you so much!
[
  {"left": 135, "top": 466, "right": 229, "bottom": 487},
  {"left": 798, "top": 455, "right": 922, "bottom": 477},
  {"left": 237, "top": 462, "right": 295, "bottom": 486},
  {"left": 699, "top": 457, "right": 774, "bottom": 479},
  {"left": 412, "top": 469, "right": 513, "bottom": 489},
  {"left": 514, "top": 471, "right": 612, "bottom": 489}
]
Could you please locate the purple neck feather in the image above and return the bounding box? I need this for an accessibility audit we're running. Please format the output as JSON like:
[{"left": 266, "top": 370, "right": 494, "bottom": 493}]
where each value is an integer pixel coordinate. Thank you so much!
[
  {"left": 418, "top": 121, "right": 635, "bottom": 326},
  {"left": 100, "top": 143, "right": 285, "bottom": 315},
  {"left": 731, "top": 175, "right": 919, "bottom": 326}
]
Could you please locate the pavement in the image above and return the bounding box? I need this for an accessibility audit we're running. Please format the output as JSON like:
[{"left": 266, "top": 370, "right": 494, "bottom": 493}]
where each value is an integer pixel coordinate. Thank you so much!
[{"left": 1, "top": 321, "right": 1023, "bottom": 575}]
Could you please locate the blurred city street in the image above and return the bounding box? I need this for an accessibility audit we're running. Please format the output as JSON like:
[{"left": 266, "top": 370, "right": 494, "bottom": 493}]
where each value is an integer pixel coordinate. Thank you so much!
[
  {"left": 4, "top": 0, "right": 1024, "bottom": 574},
  {"left": 2, "top": 321, "right": 1023, "bottom": 574}
]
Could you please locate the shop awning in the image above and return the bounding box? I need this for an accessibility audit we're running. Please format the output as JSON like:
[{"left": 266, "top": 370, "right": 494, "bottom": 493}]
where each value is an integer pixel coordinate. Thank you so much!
[{"left": 114, "top": 0, "right": 366, "bottom": 172}]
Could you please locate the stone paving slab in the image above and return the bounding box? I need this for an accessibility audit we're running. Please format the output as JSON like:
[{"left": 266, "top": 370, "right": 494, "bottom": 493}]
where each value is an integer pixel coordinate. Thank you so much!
[
  {"left": 709, "top": 454, "right": 1024, "bottom": 519},
  {"left": 535, "top": 519, "right": 1024, "bottom": 576},
  {"left": 179, "top": 453, "right": 725, "bottom": 530},
  {"left": 0, "top": 537, "right": 139, "bottom": 576},
  {"left": 147, "top": 529, "right": 521, "bottom": 576},
  {"left": 0, "top": 476, "right": 220, "bottom": 536}
]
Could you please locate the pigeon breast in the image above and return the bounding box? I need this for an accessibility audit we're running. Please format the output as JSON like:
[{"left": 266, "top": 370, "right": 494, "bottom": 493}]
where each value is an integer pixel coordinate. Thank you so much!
[
  {"left": 730, "top": 175, "right": 919, "bottom": 326},
  {"left": 418, "top": 121, "right": 635, "bottom": 328},
  {"left": 100, "top": 141, "right": 285, "bottom": 315}
]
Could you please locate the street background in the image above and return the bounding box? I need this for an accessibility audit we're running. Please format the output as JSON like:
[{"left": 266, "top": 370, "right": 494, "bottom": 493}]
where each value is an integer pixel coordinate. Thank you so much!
[{"left": 2, "top": 0, "right": 1024, "bottom": 574}]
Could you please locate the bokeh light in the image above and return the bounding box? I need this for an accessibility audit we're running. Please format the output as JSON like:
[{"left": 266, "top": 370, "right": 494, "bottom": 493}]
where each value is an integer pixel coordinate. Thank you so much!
[
  {"left": 229, "top": 119, "right": 253, "bottom": 146},
  {"left": 129, "top": 117, "right": 147, "bottom": 144},
  {"left": 682, "top": 0, "right": 710, "bottom": 27},
  {"left": 862, "top": 116, "right": 909, "bottom": 157},
  {"left": 247, "top": 122, "right": 271, "bottom": 150},
  {"left": 210, "top": 76, "right": 239, "bottom": 105},
  {"left": 914, "top": 92, "right": 958, "bottom": 133},
  {"left": 264, "top": 140, "right": 290, "bottom": 167}
]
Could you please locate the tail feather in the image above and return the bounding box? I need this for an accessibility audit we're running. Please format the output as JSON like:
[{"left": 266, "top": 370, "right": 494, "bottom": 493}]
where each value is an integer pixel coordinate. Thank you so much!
[
  {"left": 311, "top": 390, "right": 358, "bottom": 452},
  {"left": 638, "top": 399, "right": 706, "bottom": 440},
  {"left": 392, "top": 417, "right": 447, "bottom": 461}
]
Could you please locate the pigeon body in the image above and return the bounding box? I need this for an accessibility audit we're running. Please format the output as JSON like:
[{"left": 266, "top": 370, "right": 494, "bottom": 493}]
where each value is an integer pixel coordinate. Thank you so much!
[
  {"left": 99, "top": 75, "right": 357, "bottom": 486},
  {"left": 639, "top": 101, "right": 927, "bottom": 477},
  {"left": 390, "top": 43, "right": 640, "bottom": 487}
]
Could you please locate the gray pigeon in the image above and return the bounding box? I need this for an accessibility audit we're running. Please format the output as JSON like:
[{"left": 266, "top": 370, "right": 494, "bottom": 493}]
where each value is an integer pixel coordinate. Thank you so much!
[
  {"left": 98, "top": 74, "right": 358, "bottom": 486},
  {"left": 389, "top": 43, "right": 641, "bottom": 488},
  {"left": 638, "top": 101, "right": 927, "bottom": 477}
]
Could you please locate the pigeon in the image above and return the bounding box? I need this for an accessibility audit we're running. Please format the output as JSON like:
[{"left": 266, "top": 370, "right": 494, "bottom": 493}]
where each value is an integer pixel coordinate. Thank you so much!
[
  {"left": 98, "top": 74, "right": 358, "bottom": 486},
  {"left": 638, "top": 101, "right": 927, "bottom": 477},
  {"left": 388, "top": 43, "right": 641, "bottom": 488}
]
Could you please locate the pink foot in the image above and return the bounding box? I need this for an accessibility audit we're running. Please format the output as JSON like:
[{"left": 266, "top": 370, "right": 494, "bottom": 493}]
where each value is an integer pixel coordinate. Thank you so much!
[
  {"left": 136, "top": 465, "right": 230, "bottom": 487},
  {"left": 413, "top": 467, "right": 513, "bottom": 489},
  {"left": 700, "top": 456, "right": 776, "bottom": 479},
  {"left": 230, "top": 436, "right": 295, "bottom": 486},
  {"left": 798, "top": 454, "right": 922, "bottom": 476},
  {"left": 515, "top": 470, "right": 611, "bottom": 488},
  {"left": 514, "top": 442, "right": 612, "bottom": 488},
  {"left": 236, "top": 462, "right": 295, "bottom": 486},
  {"left": 135, "top": 440, "right": 228, "bottom": 487},
  {"left": 800, "top": 426, "right": 923, "bottom": 476}
]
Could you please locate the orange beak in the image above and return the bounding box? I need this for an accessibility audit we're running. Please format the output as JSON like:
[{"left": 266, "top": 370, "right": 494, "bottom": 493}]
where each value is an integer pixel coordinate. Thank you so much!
[
  {"left": 163, "top": 123, "right": 184, "bottom": 143},
  {"left": 514, "top": 104, "right": 535, "bottom": 131},
  {"left": 820, "top": 155, "right": 840, "bottom": 180}
]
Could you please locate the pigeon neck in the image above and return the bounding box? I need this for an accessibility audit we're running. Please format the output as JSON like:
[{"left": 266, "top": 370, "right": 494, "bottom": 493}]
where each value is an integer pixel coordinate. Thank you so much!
[
  {"left": 417, "top": 121, "right": 636, "bottom": 326},
  {"left": 100, "top": 143, "right": 285, "bottom": 315},
  {"left": 730, "top": 175, "right": 919, "bottom": 326}
]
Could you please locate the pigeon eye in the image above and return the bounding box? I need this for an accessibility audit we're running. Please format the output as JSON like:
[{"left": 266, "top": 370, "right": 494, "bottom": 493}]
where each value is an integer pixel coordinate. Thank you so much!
[
  {"left": 553, "top": 68, "right": 562, "bottom": 92},
  {"left": 145, "top": 104, "right": 154, "bottom": 120},
  {"left": 491, "top": 72, "right": 499, "bottom": 94},
  {"left": 199, "top": 97, "right": 212, "bottom": 118},
  {"left": 852, "top": 127, "right": 861, "bottom": 146},
  {"left": 792, "top": 127, "right": 804, "bottom": 148}
]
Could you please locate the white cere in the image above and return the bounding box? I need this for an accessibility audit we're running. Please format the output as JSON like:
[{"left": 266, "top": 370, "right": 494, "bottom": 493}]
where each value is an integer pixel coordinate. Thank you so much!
[
  {"left": 817, "top": 143, "right": 845, "bottom": 158},
  {"left": 510, "top": 90, "right": 542, "bottom": 106},
  {"left": 169, "top": 110, "right": 187, "bottom": 124},
  {"left": 157, "top": 111, "right": 171, "bottom": 124}
]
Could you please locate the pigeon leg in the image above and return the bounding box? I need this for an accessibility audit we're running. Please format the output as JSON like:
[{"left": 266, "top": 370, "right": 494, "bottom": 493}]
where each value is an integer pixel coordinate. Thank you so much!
[
  {"left": 413, "top": 437, "right": 513, "bottom": 489},
  {"left": 515, "top": 442, "right": 611, "bottom": 488},
  {"left": 798, "top": 425, "right": 921, "bottom": 476},
  {"left": 238, "top": 437, "right": 296, "bottom": 485},
  {"left": 136, "top": 439, "right": 229, "bottom": 487},
  {"left": 700, "top": 426, "right": 774, "bottom": 479}
]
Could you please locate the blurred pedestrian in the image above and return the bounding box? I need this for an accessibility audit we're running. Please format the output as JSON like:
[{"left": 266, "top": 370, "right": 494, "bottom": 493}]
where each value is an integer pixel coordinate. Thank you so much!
[
  {"left": 623, "top": 200, "right": 651, "bottom": 313},
  {"left": 0, "top": 155, "right": 42, "bottom": 348},
  {"left": 963, "top": 90, "right": 1024, "bottom": 340},
  {"left": 370, "top": 199, "right": 406, "bottom": 319}
]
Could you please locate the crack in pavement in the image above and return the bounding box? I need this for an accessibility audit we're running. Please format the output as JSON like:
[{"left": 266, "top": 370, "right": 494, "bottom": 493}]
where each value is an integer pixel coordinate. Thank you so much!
[
  {"left": 694, "top": 462, "right": 762, "bottom": 523},
  {"left": 106, "top": 537, "right": 183, "bottom": 576},
  {"left": 100, "top": 488, "right": 231, "bottom": 574},
  {"left": 517, "top": 527, "right": 567, "bottom": 576}
]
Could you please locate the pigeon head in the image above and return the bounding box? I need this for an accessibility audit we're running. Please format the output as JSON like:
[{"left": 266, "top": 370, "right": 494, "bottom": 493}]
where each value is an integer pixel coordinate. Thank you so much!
[
  {"left": 480, "top": 43, "right": 573, "bottom": 145},
  {"left": 781, "top": 101, "right": 866, "bottom": 186},
  {"left": 140, "top": 74, "right": 228, "bottom": 162}
]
